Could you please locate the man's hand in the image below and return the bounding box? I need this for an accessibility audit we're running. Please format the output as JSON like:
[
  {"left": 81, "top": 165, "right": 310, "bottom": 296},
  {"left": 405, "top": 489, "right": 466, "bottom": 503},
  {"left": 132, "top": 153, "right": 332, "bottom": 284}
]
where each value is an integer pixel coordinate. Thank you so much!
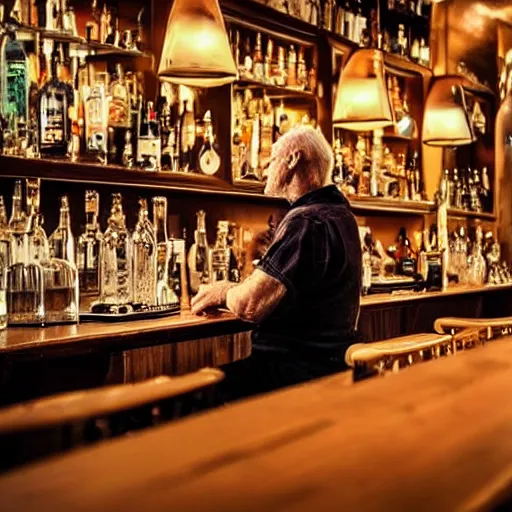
[{"left": 191, "top": 281, "right": 235, "bottom": 315}]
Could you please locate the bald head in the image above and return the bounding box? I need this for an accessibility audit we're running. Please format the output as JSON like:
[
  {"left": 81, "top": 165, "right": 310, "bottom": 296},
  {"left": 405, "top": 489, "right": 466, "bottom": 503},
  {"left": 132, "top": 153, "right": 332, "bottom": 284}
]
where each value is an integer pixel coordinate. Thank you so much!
[{"left": 264, "top": 126, "right": 334, "bottom": 200}]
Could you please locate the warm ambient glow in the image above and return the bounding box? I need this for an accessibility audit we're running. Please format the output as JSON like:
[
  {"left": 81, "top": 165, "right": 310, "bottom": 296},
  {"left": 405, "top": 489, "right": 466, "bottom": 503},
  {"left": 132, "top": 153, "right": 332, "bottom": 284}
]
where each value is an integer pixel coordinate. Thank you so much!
[
  {"left": 333, "top": 49, "right": 393, "bottom": 132},
  {"left": 157, "top": 0, "right": 237, "bottom": 88},
  {"left": 422, "top": 76, "right": 475, "bottom": 146}
]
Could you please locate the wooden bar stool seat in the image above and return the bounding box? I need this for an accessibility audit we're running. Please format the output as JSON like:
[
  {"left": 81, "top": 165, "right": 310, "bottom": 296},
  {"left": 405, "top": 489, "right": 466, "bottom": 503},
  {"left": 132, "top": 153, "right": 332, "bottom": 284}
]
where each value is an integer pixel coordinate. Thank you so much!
[
  {"left": 0, "top": 368, "right": 224, "bottom": 472},
  {"left": 434, "top": 317, "right": 512, "bottom": 342},
  {"left": 345, "top": 333, "right": 454, "bottom": 382}
]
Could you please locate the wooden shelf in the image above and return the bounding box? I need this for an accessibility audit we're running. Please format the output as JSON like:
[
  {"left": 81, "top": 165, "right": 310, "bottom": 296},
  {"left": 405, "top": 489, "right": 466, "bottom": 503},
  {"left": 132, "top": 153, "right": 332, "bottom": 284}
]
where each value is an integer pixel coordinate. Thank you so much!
[
  {"left": 349, "top": 196, "right": 435, "bottom": 215},
  {"left": 447, "top": 208, "right": 497, "bottom": 221},
  {"left": 234, "top": 79, "right": 316, "bottom": 101},
  {"left": 0, "top": 156, "right": 286, "bottom": 204}
]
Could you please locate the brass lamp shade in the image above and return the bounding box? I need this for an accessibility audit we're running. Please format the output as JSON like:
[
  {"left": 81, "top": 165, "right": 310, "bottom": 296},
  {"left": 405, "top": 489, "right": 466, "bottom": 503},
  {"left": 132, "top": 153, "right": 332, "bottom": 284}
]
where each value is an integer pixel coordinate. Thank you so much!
[
  {"left": 157, "top": 0, "right": 237, "bottom": 88},
  {"left": 333, "top": 49, "right": 394, "bottom": 132},
  {"left": 422, "top": 76, "right": 475, "bottom": 146}
]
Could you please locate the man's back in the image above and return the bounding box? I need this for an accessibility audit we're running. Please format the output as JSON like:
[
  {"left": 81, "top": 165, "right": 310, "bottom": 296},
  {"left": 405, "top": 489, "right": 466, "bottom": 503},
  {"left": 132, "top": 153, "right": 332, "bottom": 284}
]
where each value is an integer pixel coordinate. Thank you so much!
[{"left": 253, "top": 185, "right": 362, "bottom": 359}]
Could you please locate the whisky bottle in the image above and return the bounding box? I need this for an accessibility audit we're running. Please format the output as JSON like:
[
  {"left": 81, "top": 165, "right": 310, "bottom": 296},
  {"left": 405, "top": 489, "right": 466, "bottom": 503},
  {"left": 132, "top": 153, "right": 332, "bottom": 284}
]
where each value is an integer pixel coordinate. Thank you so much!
[
  {"left": 253, "top": 32, "right": 265, "bottom": 82},
  {"left": 85, "top": 81, "right": 108, "bottom": 162},
  {"left": 187, "top": 210, "right": 211, "bottom": 294},
  {"left": 77, "top": 190, "right": 102, "bottom": 296},
  {"left": 198, "top": 111, "right": 221, "bottom": 176},
  {"left": 153, "top": 196, "right": 178, "bottom": 305},
  {"left": 49, "top": 196, "right": 75, "bottom": 265},
  {"left": 212, "top": 221, "right": 230, "bottom": 282},
  {"left": 99, "top": 193, "right": 133, "bottom": 306},
  {"left": 132, "top": 198, "right": 157, "bottom": 306},
  {"left": 109, "top": 64, "right": 131, "bottom": 129},
  {"left": 38, "top": 47, "right": 73, "bottom": 157}
]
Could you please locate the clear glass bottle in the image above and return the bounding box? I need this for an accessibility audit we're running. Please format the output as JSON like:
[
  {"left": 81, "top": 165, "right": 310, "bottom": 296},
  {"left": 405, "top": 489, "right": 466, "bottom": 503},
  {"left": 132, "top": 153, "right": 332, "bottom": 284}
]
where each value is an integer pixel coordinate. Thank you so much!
[
  {"left": 77, "top": 190, "right": 102, "bottom": 296},
  {"left": 0, "top": 197, "right": 10, "bottom": 331},
  {"left": 187, "top": 210, "right": 211, "bottom": 294},
  {"left": 132, "top": 198, "right": 157, "bottom": 305},
  {"left": 198, "top": 111, "right": 221, "bottom": 176},
  {"left": 137, "top": 101, "right": 161, "bottom": 171},
  {"left": 85, "top": 81, "right": 108, "bottom": 162},
  {"left": 99, "top": 193, "right": 132, "bottom": 305},
  {"left": 179, "top": 99, "right": 196, "bottom": 172},
  {"left": 26, "top": 178, "right": 49, "bottom": 263},
  {"left": 8, "top": 180, "right": 27, "bottom": 265},
  {"left": 49, "top": 196, "right": 75, "bottom": 265},
  {"left": 212, "top": 221, "right": 230, "bottom": 282},
  {"left": 153, "top": 196, "right": 178, "bottom": 305}
]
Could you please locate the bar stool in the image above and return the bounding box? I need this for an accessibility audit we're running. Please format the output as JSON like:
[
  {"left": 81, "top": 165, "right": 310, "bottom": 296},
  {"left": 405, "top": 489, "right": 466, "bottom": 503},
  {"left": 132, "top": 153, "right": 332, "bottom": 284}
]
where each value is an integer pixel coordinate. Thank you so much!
[
  {"left": 345, "top": 333, "right": 454, "bottom": 382},
  {"left": 434, "top": 317, "right": 512, "bottom": 342},
  {"left": 0, "top": 368, "right": 224, "bottom": 472}
]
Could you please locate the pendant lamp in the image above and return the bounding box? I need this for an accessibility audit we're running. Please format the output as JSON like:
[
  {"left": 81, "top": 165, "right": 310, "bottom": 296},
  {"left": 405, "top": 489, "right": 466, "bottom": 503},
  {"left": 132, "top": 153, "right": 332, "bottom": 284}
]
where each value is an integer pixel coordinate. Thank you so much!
[
  {"left": 157, "top": 0, "right": 237, "bottom": 88},
  {"left": 422, "top": 76, "right": 475, "bottom": 146},
  {"left": 333, "top": 48, "right": 394, "bottom": 132}
]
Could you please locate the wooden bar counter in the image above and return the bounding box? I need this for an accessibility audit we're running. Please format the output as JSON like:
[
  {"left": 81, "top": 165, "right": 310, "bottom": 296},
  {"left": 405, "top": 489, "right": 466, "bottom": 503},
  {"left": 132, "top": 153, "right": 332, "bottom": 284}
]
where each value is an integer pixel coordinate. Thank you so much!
[
  {"left": 1, "top": 283, "right": 511, "bottom": 405},
  {"left": 3, "top": 335, "right": 512, "bottom": 511}
]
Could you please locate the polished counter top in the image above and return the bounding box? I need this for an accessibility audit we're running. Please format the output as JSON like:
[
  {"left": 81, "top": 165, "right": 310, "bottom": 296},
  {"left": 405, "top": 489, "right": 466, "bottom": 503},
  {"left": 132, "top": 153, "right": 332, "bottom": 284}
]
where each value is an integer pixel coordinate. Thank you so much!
[
  {"left": 0, "top": 312, "right": 248, "bottom": 360},
  {"left": 3, "top": 335, "right": 512, "bottom": 511},
  {"left": 1, "top": 283, "right": 510, "bottom": 360}
]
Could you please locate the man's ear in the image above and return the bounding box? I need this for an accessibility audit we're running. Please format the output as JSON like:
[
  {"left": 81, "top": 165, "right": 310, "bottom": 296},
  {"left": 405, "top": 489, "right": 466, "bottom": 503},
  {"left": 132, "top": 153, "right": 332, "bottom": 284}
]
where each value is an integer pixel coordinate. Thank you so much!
[{"left": 283, "top": 150, "right": 302, "bottom": 184}]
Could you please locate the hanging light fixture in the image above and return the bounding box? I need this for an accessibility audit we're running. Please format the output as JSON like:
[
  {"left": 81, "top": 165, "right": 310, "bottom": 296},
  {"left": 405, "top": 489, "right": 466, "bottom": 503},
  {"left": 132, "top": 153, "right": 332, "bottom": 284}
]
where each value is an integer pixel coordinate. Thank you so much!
[
  {"left": 422, "top": 76, "right": 475, "bottom": 146},
  {"left": 333, "top": 48, "right": 394, "bottom": 132},
  {"left": 157, "top": 0, "right": 237, "bottom": 88}
]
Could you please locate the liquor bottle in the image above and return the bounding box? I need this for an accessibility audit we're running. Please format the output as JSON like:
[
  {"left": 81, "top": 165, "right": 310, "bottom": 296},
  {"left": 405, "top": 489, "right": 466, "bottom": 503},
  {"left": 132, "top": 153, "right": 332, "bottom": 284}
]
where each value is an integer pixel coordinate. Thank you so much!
[
  {"left": 248, "top": 113, "right": 261, "bottom": 178},
  {"left": 99, "top": 3, "right": 109, "bottom": 44},
  {"left": 469, "top": 226, "right": 486, "bottom": 286},
  {"left": 179, "top": 99, "right": 196, "bottom": 172},
  {"left": 85, "top": 81, "right": 108, "bottom": 163},
  {"left": 38, "top": 47, "right": 73, "bottom": 157},
  {"left": 260, "top": 93, "right": 273, "bottom": 164},
  {"left": 132, "top": 198, "right": 157, "bottom": 305},
  {"left": 25, "top": 178, "right": 48, "bottom": 263},
  {"left": 187, "top": 210, "right": 211, "bottom": 294},
  {"left": 274, "top": 46, "right": 287, "bottom": 86},
  {"left": 242, "top": 37, "right": 253, "bottom": 79},
  {"left": 323, "top": 0, "right": 335, "bottom": 32},
  {"left": 264, "top": 37, "right": 273, "bottom": 84},
  {"left": 253, "top": 33, "right": 265, "bottom": 82},
  {"left": 49, "top": 196, "right": 75, "bottom": 265},
  {"left": 198, "top": 111, "right": 221, "bottom": 176},
  {"left": 297, "top": 47, "right": 308, "bottom": 90},
  {"left": 77, "top": 190, "right": 102, "bottom": 295},
  {"left": 419, "top": 38, "right": 430, "bottom": 67},
  {"left": 137, "top": 101, "right": 161, "bottom": 171},
  {"left": 353, "top": 0, "right": 366, "bottom": 46},
  {"left": 395, "top": 227, "right": 416, "bottom": 275},
  {"left": 287, "top": 45, "right": 297, "bottom": 87},
  {"left": 452, "top": 168, "right": 462, "bottom": 209},
  {"left": 8, "top": 180, "right": 27, "bottom": 265},
  {"left": 397, "top": 24, "right": 407, "bottom": 57},
  {"left": 0, "top": 197, "right": 9, "bottom": 331},
  {"left": 481, "top": 166, "right": 490, "bottom": 211},
  {"left": 109, "top": 64, "right": 131, "bottom": 129},
  {"left": 227, "top": 222, "right": 241, "bottom": 283},
  {"left": 232, "top": 30, "right": 241, "bottom": 69},
  {"left": 99, "top": 193, "right": 132, "bottom": 306},
  {"left": 153, "top": 196, "right": 178, "bottom": 305},
  {"left": 212, "top": 221, "right": 230, "bottom": 282},
  {"left": 344, "top": 0, "right": 355, "bottom": 41}
]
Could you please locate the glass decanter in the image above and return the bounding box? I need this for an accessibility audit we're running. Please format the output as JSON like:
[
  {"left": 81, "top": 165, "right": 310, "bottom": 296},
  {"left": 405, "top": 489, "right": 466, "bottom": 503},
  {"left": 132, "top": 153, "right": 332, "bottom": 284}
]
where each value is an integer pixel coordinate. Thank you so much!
[
  {"left": 77, "top": 190, "right": 102, "bottom": 296},
  {"left": 6, "top": 183, "right": 45, "bottom": 326},
  {"left": 99, "top": 193, "right": 133, "bottom": 306},
  {"left": 132, "top": 198, "right": 157, "bottom": 305}
]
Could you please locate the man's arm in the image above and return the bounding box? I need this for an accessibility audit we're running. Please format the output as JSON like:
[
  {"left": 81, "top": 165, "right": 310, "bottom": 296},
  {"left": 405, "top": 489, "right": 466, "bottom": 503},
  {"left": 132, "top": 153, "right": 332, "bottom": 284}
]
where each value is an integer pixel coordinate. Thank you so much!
[{"left": 190, "top": 269, "right": 286, "bottom": 323}]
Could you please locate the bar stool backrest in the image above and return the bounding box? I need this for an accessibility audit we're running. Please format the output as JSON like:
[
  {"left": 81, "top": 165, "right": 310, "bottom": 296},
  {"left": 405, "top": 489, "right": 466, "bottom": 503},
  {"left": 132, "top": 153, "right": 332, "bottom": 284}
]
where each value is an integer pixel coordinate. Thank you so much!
[{"left": 0, "top": 368, "right": 224, "bottom": 472}]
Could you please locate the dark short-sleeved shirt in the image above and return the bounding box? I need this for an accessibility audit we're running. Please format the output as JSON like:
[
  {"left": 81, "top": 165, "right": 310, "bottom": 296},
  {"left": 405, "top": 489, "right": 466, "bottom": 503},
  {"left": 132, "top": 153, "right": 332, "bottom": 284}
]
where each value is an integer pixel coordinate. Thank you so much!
[{"left": 253, "top": 185, "right": 362, "bottom": 359}]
